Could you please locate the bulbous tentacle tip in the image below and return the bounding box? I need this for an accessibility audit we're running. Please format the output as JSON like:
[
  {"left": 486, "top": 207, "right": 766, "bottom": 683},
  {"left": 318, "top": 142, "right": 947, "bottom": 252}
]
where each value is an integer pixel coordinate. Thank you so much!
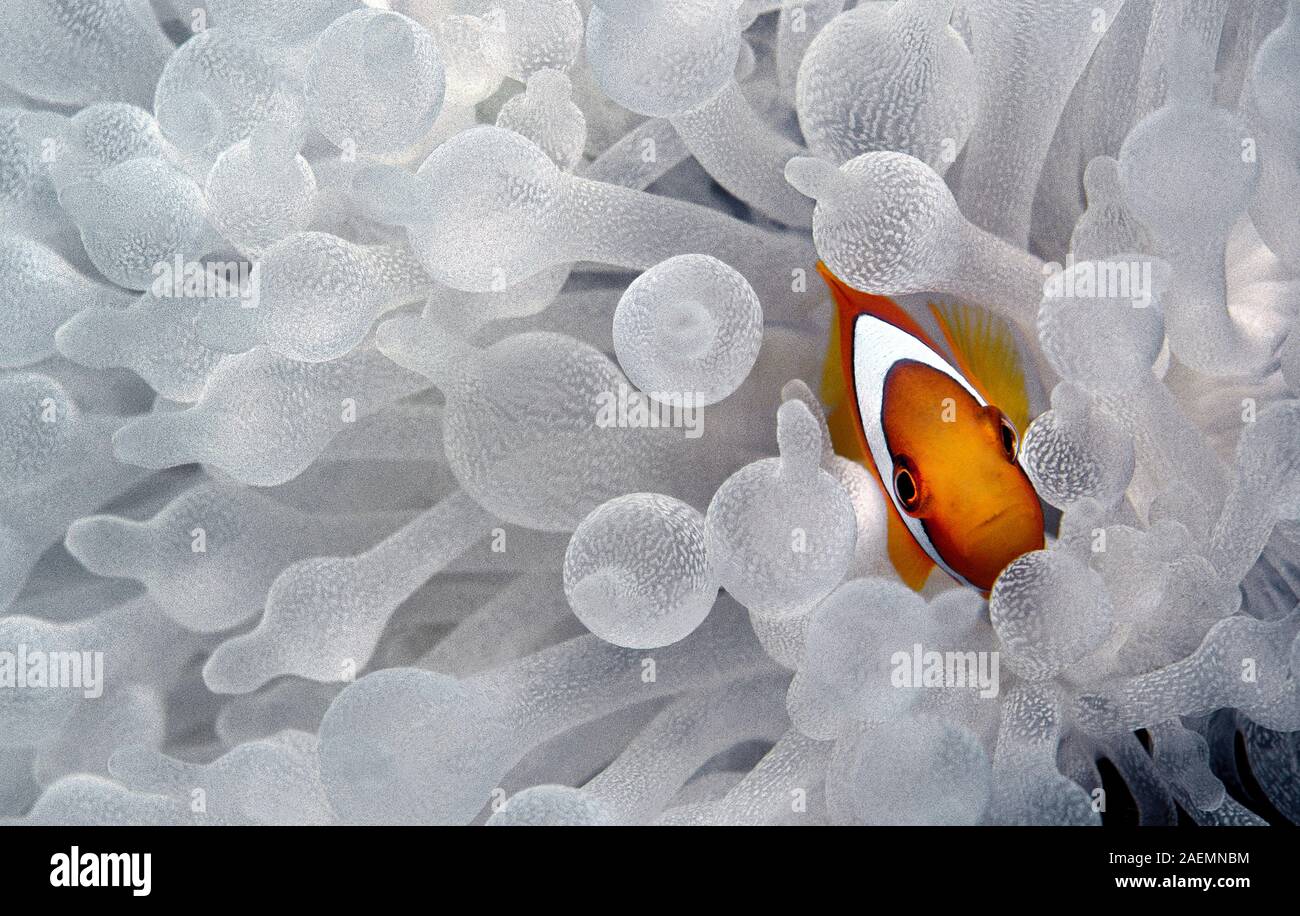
[
  {"left": 362, "top": 11, "right": 417, "bottom": 69},
  {"left": 56, "top": 180, "right": 112, "bottom": 226},
  {"left": 892, "top": 0, "right": 960, "bottom": 31},
  {"left": 524, "top": 67, "right": 571, "bottom": 99},
  {"left": 776, "top": 397, "right": 827, "bottom": 480},
  {"left": 784, "top": 155, "right": 843, "bottom": 202}
]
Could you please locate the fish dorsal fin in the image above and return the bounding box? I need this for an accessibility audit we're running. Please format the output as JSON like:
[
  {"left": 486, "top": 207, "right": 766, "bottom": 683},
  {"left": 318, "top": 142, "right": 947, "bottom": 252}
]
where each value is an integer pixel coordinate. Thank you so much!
[
  {"left": 819, "top": 310, "right": 869, "bottom": 465},
  {"left": 816, "top": 262, "right": 944, "bottom": 354},
  {"left": 928, "top": 300, "right": 1031, "bottom": 434},
  {"left": 819, "top": 303, "right": 848, "bottom": 413}
]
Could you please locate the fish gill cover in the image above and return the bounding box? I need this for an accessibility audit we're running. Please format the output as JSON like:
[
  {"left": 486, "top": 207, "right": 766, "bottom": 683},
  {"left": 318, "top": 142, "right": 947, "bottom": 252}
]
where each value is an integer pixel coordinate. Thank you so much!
[{"left": 0, "top": 0, "right": 1297, "bottom": 828}]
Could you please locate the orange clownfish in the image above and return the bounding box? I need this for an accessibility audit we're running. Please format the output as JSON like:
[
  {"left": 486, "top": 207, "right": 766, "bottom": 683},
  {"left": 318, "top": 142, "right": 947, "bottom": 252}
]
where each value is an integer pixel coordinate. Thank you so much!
[{"left": 817, "top": 263, "right": 1045, "bottom": 595}]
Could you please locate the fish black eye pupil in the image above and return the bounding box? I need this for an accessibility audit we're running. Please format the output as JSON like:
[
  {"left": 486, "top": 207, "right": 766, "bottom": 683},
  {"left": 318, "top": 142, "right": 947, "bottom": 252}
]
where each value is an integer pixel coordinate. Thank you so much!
[
  {"left": 894, "top": 467, "right": 919, "bottom": 510},
  {"left": 999, "top": 416, "right": 1018, "bottom": 460}
]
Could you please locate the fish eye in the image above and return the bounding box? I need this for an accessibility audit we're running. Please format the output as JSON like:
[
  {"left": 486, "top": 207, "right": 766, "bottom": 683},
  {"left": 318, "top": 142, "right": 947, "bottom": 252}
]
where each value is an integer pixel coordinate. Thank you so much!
[
  {"left": 997, "top": 414, "right": 1019, "bottom": 461},
  {"left": 894, "top": 464, "right": 921, "bottom": 513}
]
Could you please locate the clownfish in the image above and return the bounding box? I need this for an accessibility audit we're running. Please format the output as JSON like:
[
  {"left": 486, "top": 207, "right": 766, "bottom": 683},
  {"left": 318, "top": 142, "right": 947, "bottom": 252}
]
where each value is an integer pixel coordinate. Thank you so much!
[{"left": 817, "top": 263, "right": 1045, "bottom": 595}]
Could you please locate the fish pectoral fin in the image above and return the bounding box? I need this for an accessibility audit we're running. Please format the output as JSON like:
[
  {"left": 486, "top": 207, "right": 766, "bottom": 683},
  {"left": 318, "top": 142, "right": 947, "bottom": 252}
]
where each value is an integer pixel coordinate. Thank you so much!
[
  {"left": 887, "top": 508, "right": 935, "bottom": 592},
  {"left": 929, "top": 299, "right": 1031, "bottom": 434}
]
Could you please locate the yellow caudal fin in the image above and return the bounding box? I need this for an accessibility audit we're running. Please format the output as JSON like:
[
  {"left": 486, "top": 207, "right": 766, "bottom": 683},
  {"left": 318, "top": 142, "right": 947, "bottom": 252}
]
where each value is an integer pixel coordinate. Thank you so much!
[
  {"left": 887, "top": 505, "right": 935, "bottom": 591},
  {"left": 929, "top": 300, "right": 1032, "bottom": 434}
]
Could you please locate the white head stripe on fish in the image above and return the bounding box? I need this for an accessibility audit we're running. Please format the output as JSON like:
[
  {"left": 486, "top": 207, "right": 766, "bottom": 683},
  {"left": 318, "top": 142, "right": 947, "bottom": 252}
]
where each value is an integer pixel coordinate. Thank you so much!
[{"left": 850, "top": 312, "right": 986, "bottom": 589}]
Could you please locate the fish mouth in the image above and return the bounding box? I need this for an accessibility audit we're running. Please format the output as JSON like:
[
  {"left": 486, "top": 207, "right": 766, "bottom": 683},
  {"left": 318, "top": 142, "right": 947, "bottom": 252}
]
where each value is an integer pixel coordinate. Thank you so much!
[
  {"left": 972, "top": 508, "right": 1012, "bottom": 533},
  {"left": 962, "top": 502, "right": 1046, "bottom": 587},
  {"left": 967, "top": 505, "right": 1042, "bottom": 565}
]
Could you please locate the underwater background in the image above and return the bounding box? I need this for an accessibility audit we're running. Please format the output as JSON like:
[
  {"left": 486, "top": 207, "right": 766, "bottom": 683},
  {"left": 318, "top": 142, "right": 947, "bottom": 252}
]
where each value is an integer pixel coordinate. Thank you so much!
[{"left": 1, "top": 0, "right": 1299, "bottom": 826}]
